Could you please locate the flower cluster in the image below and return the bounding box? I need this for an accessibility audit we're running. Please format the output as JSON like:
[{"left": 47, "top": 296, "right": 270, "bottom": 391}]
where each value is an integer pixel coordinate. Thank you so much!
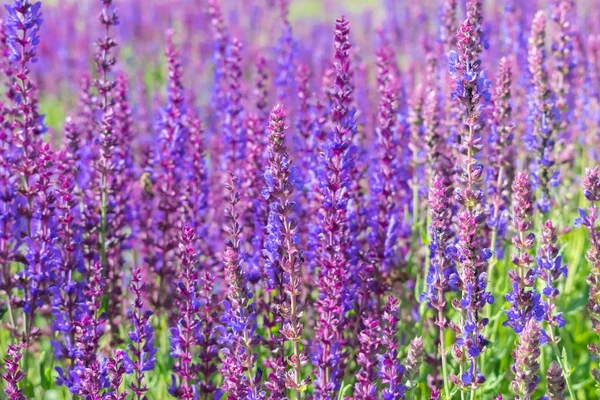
[{"left": 1, "top": 0, "right": 600, "bottom": 399}]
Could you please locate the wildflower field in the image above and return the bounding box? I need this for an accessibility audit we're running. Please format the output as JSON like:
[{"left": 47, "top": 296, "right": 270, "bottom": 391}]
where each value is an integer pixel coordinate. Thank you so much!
[{"left": 2, "top": 0, "right": 600, "bottom": 399}]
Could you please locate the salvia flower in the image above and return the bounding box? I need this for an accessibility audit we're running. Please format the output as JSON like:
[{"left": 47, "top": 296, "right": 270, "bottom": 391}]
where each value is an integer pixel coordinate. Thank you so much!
[
  {"left": 313, "top": 16, "right": 356, "bottom": 398},
  {"left": 169, "top": 225, "right": 202, "bottom": 399},
  {"left": 1, "top": 343, "right": 26, "bottom": 400},
  {"left": 371, "top": 44, "right": 402, "bottom": 277},
  {"left": 527, "top": 11, "right": 560, "bottom": 212},
  {"left": 544, "top": 361, "right": 566, "bottom": 400},
  {"left": 105, "top": 349, "right": 128, "bottom": 400},
  {"left": 537, "top": 220, "right": 567, "bottom": 330},
  {"left": 403, "top": 337, "right": 424, "bottom": 395},
  {"left": 353, "top": 315, "right": 381, "bottom": 399},
  {"left": 448, "top": 0, "right": 493, "bottom": 392},
  {"left": 421, "top": 174, "right": 454, "bottom": 398},
  {"left": 262, "top": 104, "right": 308, "bottom": 397},
  {"left": 576, "top": 166, "right": 600, "bottom": 384},
  {"left": 219, "top": 173, "right": 263, "bottom": 399},
  {"left": 125, "top": 266, "right": 157, "bottom": 400},
  {"left": 504, "top": 172, "right": 544, "bottom": 334},
  {"left": 487, "top": 57, "right": 515, "bottom": 259},
  {"left": 378, "top": 296, "right": 405, "bottom": 399},
  {"left": 510, "top": 319, "right": 541, "bottom": 399}
]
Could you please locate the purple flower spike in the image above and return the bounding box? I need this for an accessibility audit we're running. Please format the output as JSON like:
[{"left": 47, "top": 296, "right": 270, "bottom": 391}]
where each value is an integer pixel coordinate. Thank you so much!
[
  {"left": 354, "top": 315, "right": 381, "bottom": 399},
  {"left": 105, "top": 350, "right": 128, "bottom": 400},
  {"left": 487, "top": 57, "right": 515, "bottom": 259},
  {"left": 545, "top": 361, "right": 566, "bottom": 400},
  {"left": 1, "top": 343, "right": 26, "bottom": 400},
  {"left": 448, "top": 1, "right": 493, "bottom": 393},
  {"left": 263, "top": 104, "right": 308, "bottom": 397},
  {"left": 125, "top": 267, "right": 157, "bottom": 400},
  {"left": 504, "top": 172, "right": 543, "bottom": 333},
  {"left": 379, "top": 296, "right": 405, "bottom": 399},
  {"left": 527, "top": 11, "right": 560, "bottom": 212},
  {"left": 510, "top": 319, "right": 541, "bottom": 399},
  {"left": 170, "top": 226, "right": 202, "bottom": 399},
  {"left": 313, "top": 15, "right": 356, "bottom": 398},
  {"left": 538, "top": 220, "right": 567, "bottom": 331},
  {"left": 578, "top": 166, "right": 600, "bottom": 385},
  {"left": 219, "top": 173, "right": 263, "bottom": 398}
]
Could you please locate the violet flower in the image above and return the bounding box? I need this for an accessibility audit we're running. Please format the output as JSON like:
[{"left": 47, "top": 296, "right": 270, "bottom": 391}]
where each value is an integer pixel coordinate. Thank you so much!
[
  {"left": 50, "top": 156, "right": 86, "bottom": 371},
  {"left": 242, "top": 114, "right": 267, "bottom": 285},
  {"left": 124, "top": 266, "right": 157, "bottom": 400},
  {"left": 353, "top": 315, "right": 381, "bottom": 399},
  {"left": 262, "top": 104, "right": 308, "bottom": 397},
  {"left": 378, "top": 296, "right": 405, "bottom": 399},
  {"left": 504, "top": 172, "right": 544, "bottom": 334},
  {"left": 575, "top": 166, "right": 600, "bottom": 384},
  {"left": 104, "top": 350, "right": 127, "bottom": 400},
  {"left": 61, "top": 260, "right": 106, "bottom": 397},
  {"left": 544, "top": 361, "right": 566, "bottom": 400},
  {"left": 551, "top": 1, "right": 576, "bottom": 142},
  {"left": 224, "top": 37, "right": 245, "bottom": 169},
  {"left": 153, "top": 31, "right": 188, "bottom": 310},
  {"left": 510, "top": 319, "right": 541, "bottom": 399},
  {"left": 404, "top": 337, "right": 424, "bottom": 394},
  {"left": 537, "top": 220, "right": 567, "bottom": 331},
  {"left": 313, "top": 16, "right": 356, "bottom": 398},
  {"left": 1, "top": 343, "right": 26, "bottom": 400},
  {"left": 219, "top": 173, "right": 263, "bottom": 399},
  {"left": 371, "top": 44, "right": 401, "bottom": 278},
  {"left": 527, "top": 11, "right": 560, "bottom": 212},
  {"left": 487, "top": 57, "right": 515, "bottom": 260},
  {"left": 169, "top": 225, "right": 202, "bottom": 399},
  {"left": 421, "top": 174, "right": 454, "bottom": 398},
  {"left": 448, "top": 0, "right": 493, "bottom": 391}
]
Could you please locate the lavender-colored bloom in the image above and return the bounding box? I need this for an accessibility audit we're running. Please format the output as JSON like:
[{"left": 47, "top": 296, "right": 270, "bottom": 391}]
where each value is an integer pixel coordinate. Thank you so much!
[
  {"left": 551, "top": 1, "right": 576, "bottom": 139},
  {"left": 510, "top": 319, "right": 541, "bottom": 399},
  {"left": 1, "top": 343, "right": 26, "bottom": 400},
  {"left": 169, "top": 225, "right": 202, "bottom": 399},
  {"left": 224, "top": 37, "right": 245, "bottom": 168},
  {"left": 544, "top": 361, "right": 566, "bottom": 400},
  {"left": 152, "top": 32, "right": 189, "bottom": 310},
  {"left": 439, "top": 0, "right": 458, "bottom": 52},
  {"left": 313, "top": 16, "right": 356, "bottom": 398},
  {"left": 403, "top": 337, "right": 424, "bottom": 394},
  {"left": 353, "top": 315, "right": 381, "bottom": 399},
  {"left": 448, "top": 0, "right": 493, "bottom": 391},
  {"left": 262, "top": 105, "right": 308, "bottom": 397},
  {"left": 421, "top": 175, "right": 454, "bottom": 398},
  {"left": 378, "top": 296, "right": 405, "bottom": 400},
  {"left": 64, "top": 260, "right": 106, "bottom": 397},
  {"left": 576, "top": 166, "right": 600, "bottom": 384},
  {"left": 527, "top": 11, "right": 560, "bottom": 212},
  {"left": 504, "top": 172, "right": 544, "bottom": 334},
  {"left": 125, "top": 267, "right": 156, "bottom": 400},
  {"left": 104, "top": 350, "right": 128, "bottom": 400},
  {"left": 371, "top": 45, "right": 402, "bottom": 277},
  {"left": 219, "top": 173, "right": 263, "bottom": 399},
  {"left": 487, "top": 57, "right": 515, "bottom": 259},
  {"left": 537, "top": 220, "right": 567, "bottom": 330}
]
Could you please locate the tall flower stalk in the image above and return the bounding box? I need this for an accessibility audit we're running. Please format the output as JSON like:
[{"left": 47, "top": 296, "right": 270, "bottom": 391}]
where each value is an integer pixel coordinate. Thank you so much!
[
  {"left": 487, "top": 57, "right": 515, "bottom": 262},
  {"left": 313, "top": 16, "right": 356, "bottom": 398},
  {"left": 220, "top": 172, "right": 262, "bottom": 398},
  {"left": 422, "top": 174, "right": 454, "bottom": 398},
  {"left": 170, "top": 226, "right": 202, "bottom": 398},
  {"left": 447, "top": 1, "right": 493, "bottom": 395},
  {"left": 576, "top": 166, "right": 600, "bottom": 387},
  {"left": 263, "top": 104, "right": 308, "bottom": 398},
  {"left": 527, "top": 11, "right": 559, "bottom": 212}
]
